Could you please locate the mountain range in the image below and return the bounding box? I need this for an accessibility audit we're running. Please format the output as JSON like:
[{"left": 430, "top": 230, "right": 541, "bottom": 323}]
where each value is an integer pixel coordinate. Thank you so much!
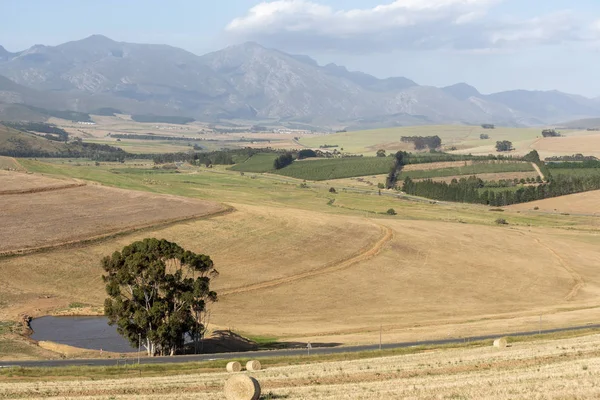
[{"left": 0, "top": 35, "right": 599, "bottom": 129}]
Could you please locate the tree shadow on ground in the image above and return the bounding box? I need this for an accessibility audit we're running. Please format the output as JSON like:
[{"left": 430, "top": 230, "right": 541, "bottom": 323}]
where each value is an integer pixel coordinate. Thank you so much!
[{"left": 183, "top": 330, "right": 341, "bottom": 354}]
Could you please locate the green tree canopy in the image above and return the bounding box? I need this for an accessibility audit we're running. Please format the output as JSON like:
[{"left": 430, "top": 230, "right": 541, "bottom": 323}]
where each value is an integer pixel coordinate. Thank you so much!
[{"left": 102, "top": 238, "right": 218, "bottom": 356}]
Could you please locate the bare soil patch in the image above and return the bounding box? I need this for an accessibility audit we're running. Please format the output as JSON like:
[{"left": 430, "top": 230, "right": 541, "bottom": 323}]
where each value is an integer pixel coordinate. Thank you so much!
[
  {"left": 0, "top": 170, "right": 83, "bottom": 194},
  {"left": 0, "top": 185, "right": 224, "bottom": 254}
]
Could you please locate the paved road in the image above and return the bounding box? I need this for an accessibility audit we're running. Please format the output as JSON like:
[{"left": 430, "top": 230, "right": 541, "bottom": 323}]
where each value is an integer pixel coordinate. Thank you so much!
[{"left": 2, "top": 324, "right": 598, "bottom": 368}]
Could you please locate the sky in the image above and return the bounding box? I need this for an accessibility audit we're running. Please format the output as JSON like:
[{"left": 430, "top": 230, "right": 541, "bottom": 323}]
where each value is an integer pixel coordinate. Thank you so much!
[{"left": 2, "top": 0, "right": 600, "bottom": 96}]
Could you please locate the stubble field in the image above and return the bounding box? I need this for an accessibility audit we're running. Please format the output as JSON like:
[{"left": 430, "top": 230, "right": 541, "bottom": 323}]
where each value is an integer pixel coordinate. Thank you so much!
[{"left": 3, "top": 333, "right": 600, "bottom": 399}]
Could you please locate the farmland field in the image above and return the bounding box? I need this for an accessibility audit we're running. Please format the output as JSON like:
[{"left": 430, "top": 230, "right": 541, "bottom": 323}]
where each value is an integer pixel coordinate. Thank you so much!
[
  {"left": 399, "top": 161, "right": 535, "bottom": 180},
  {"left": 299, "top": 125, "right": 543, "bottom": 155},
  {"left": 0, "top": 173, "right": 225, "bottom": 254},
  {"left": 550, "top": 168, "right": 600, "bottom": 178},
  {"left": 273, "top": 157, "right": 394, "bottom": 180},
  {"left": 508, "top": 189, "right": 600, "bottom": 215},
  {"left": 3, "top": 333, "right": 600, "bottom": 399},
  {"left": 228, "top": 152, "right": 278, "bottom": 173},
  {"left": 2, "top": 155, "right": 600, "bottom": 363}
]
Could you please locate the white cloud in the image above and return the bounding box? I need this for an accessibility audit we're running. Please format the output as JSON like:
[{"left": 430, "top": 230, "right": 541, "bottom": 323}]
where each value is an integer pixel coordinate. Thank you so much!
[{"left": 226, "top": 1, "right": 598, "bottom": 53}]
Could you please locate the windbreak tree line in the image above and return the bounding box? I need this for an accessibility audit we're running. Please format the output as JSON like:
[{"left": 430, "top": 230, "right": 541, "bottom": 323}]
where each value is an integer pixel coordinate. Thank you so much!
[
  {"left": 102, "top": 239, "right": 218, "bottom": 357},
  {"left": 402, "top": 174, "right": 600, "bottom": 206}
]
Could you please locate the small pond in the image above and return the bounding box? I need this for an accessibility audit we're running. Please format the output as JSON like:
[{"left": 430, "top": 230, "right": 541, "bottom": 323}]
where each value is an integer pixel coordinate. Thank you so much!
[{"left": 30, "top": 316, "right": 137, "bottom": 353}]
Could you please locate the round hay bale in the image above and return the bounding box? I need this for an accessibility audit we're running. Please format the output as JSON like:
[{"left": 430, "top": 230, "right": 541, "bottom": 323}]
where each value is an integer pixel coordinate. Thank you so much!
[
  {"left": 226, "top": 361, "right": 242, "bottom": 373},
  {"left": 493, "top": 337, "right": 508, "bottom": 348},
  {"left": 246, "top": 360, "right": 262, "bottom": 371},
  {"left": 224, "top": 375, "right": 261, "bottom": 400}
]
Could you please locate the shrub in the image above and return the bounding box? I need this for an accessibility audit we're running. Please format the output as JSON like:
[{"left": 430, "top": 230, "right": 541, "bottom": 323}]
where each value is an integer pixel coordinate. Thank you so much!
[
  {"left": 495, "top": 218, "right": 508, "bottom": 225},
  {"left": 386, "top": 208, "right": 397, "bottom": 215},
  {"left": 329, "top": 187, "right": 337, "bottom": 193}
]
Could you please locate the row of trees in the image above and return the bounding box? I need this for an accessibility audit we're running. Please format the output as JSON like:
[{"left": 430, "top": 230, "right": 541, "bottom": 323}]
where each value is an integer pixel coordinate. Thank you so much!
[
  {"left": 386, "top": 151, "right": 406, "bottom": 189},
  {"left": 402, "top": 174, "right": 600, "bottom": 206}
]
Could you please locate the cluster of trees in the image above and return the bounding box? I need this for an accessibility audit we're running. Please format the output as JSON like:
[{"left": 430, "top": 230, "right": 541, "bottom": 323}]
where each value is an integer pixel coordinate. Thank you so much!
[
  {"left": 481, "top": 124, "right": 495, "bottom": 129},
  {"left": 3, "top": 122, "right": 69, "bottom": 142},
  {"left": 386, "top": 151, "right": 406, "bottom": 189},
  {"left": 480, "top": 133, "right": 490, "bottom": 140},
  {"left": 495, "top": 140, "right": 513, "bottom": 152},
  {"left": 103, "top": 239, "right": 218, "bottom": 356},
  {"left": 542, "top": 129, "right": 561, "bottom": 137},
  {"left": 131, "top": 115, "right": 195, "bottom": 125},
  {"left": 297, "top": 149, "right": 317, "bottom": 159},
  {"left": 402, "top": 174, "right": 600, "bottom": 207},
  {"left": 401, "top": 136, "right": 442, "bottom": 150},
  {"left": 274, "top": 153, "right": 294, "bottom": 169},
  {"left": 319, "top": 144, "right": 339, "bottom": 149}
]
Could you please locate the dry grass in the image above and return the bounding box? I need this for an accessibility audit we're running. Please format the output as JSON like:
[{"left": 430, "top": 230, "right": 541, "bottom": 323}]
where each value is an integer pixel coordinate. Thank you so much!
[
  {"left": 2, "top": 333, "right": 600, "bottom": 399},
  {"left": 532, "top": 134, "right": 600, "bottom": 158},
  {"left": 0, "top": 156, "right": 23, "bottom": 171},
  {"left": 212, "top": 221, "right": 600, "bottom": 339},
  {"left": 508, "top": 189, "right": 600, "bottom": 215},
  {"left": 0, "top": 170, "right": 82, "bottom": 194}
]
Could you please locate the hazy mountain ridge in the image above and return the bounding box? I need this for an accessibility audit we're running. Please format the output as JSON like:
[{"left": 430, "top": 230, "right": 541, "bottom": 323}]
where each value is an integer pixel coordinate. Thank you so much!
[{"left": 0, "top": 35, "right": 598, "bottom": 128}]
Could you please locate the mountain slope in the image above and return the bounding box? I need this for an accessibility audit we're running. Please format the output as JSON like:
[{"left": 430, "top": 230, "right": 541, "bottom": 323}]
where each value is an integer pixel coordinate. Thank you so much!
[{"left": 0, "top": 36, "right": 598, "bottom": 127}]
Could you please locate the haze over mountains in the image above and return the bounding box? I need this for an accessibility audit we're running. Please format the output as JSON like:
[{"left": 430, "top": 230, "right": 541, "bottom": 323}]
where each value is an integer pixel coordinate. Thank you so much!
[{"left": 0, "top": 35, "right": 598, "bottom": 129}]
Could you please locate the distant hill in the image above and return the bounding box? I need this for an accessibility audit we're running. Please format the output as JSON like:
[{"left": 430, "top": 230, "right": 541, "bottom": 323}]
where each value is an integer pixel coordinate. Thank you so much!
[
  {"left": 0, "top": 35, "right": 599, "bottom": 128},
  {"left": 558, "top": 118, "right": 600, "bottom": 129},
  {"left": 0, "top": 124, "right": 129, "bottom": 160}
]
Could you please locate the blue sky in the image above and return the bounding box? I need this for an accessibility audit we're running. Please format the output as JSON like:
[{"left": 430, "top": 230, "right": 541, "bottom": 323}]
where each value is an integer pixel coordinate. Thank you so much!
[{"left": 2, "top": 1, "right": 600, "bottom": 96}]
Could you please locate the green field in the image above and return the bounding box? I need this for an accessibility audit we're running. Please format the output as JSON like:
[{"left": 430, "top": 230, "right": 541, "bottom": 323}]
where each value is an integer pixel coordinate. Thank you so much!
[
  {"left": 401, "top": 162, "right": 535, "bottom": 180},
  {"left": 228, "top": 153, "right": 278, "bottom": 173},
  {"left": 550, "top": 168, "right": 600, "bottom": 178},
  {"left": 273, "top": 157, "right": 394, "bottom": 180}
]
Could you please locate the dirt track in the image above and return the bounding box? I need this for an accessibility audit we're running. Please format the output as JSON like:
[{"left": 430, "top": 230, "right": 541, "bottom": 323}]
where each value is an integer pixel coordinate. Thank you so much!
[{"left": 220, "top": 224, "right": 394, "bottom": 296}]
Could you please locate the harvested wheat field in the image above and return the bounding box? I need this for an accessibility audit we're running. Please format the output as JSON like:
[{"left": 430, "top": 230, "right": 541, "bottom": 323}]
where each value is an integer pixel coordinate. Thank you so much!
[
  {"left": 3, "top": 334, "right": 600, "bottom": 399},
  {"left": 508, "top": 190, "right": 600, "bottom": 215},
  {"left": 532, "top": 134, "right": 600, "bottom": 158},
  {"left": 212, "top": 220, "right": 600, "bottom": 340},
  {"left": 0, "top": 204, "right": 380, "bottom": 322},
  {"left": 0, "top": 170, "right": 83, "bottom": 194},
  {"left": 0, "top": 182, "right": 225, "bottom": 255}
]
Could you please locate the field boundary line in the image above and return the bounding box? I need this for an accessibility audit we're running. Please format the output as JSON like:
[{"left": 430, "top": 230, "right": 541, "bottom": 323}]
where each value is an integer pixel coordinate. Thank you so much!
[
  {"left": 0, "top": 206, "right": 234, "bottom": 259},
  {"left": 221, "top": 224, "right": 394, "bottom": 296},
  {"left": 0, "top": 182, "right": 87, "bottom": 196}
]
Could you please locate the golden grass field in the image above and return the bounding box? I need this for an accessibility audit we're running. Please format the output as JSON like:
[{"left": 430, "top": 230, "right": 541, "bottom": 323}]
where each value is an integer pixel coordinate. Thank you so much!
[
  {"left": 3, "top": 333, "right": 600, "bottom": 399},
  {"left": 508, "top": 189, "right": 600, "bottom": 216},
  {"left": 1, "top": 163, "right": 600, "bottom": 359},
  {"left": 0, "top": 128, "right": 599, "bottom": 366}
]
